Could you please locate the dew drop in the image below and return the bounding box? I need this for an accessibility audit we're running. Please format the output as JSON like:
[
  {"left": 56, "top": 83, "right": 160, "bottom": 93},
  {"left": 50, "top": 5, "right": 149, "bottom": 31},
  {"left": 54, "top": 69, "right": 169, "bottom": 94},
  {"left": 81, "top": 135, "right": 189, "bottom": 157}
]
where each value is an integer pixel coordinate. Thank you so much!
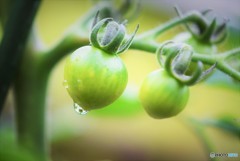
[
  {"left": 73, "top": 103, "right": 88, "bottom": 115},
  {"left": 63, "top": 80, "right": 69, "bottom": 89}
]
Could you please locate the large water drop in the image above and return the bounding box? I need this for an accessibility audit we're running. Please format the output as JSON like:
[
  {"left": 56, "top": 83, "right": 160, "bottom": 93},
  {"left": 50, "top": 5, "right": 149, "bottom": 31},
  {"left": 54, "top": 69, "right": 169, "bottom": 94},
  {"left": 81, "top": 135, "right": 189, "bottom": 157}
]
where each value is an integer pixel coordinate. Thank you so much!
[{"left": 74, "top": 103, "right": 88, "bottom": 115}]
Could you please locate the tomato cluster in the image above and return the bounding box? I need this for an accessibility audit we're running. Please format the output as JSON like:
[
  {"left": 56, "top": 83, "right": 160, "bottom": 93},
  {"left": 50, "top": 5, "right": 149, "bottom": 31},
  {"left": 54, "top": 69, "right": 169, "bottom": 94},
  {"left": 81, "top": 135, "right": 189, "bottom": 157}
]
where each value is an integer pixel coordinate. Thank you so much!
[{"left": 64, "top": 16, "right": 215, "bottom": 118}]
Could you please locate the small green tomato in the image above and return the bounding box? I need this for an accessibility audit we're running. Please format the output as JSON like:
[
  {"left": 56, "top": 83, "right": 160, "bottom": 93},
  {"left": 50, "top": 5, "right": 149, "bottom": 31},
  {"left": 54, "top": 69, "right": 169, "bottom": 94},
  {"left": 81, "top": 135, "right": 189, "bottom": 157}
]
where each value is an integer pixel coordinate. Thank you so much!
[
  {"left": 64, "top": 17, "right": 138, "bottom": 113},
  {"left": 64, "top": 46, "right": 127, "bottom": 111},
  {"left": 139, "top": 69, "right": 189, "bottom": 119}
]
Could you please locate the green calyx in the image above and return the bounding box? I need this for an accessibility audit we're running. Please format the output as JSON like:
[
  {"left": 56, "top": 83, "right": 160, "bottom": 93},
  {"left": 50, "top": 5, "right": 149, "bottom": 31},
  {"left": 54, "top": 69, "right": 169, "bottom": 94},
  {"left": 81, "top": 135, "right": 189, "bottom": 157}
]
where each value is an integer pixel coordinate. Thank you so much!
[
  {"left": 175, "top": 8, "right": 228, "bottom": 44},
  {"left": 90, "top": 12, "right": 139, "bottom": 55},
  {"left": 157, "top": 41, "right": 216, "bottom": 86}
]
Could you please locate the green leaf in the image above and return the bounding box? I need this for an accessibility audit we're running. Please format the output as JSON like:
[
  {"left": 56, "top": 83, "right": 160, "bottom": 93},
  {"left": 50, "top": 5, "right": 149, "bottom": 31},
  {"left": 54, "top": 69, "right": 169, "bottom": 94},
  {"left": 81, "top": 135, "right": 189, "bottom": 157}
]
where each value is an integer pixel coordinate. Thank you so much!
[{"left": 201, "top": 116, "right": 240, "bottom": 138}]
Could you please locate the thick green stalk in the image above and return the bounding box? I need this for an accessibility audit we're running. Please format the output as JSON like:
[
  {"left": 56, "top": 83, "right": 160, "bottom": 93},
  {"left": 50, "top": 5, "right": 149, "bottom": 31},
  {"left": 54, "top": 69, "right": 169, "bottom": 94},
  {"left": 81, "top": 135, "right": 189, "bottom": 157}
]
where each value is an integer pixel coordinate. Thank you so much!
[
  {"left": 0, "top": 0, "right": 41, "bottom": 114},
  {"left": 13, "top": 21, "right": 89, "bottom": 161},
  {"left": 0, "top": 0, "right": 14, "bottom": 28},
  {"left": 14, "top": 51, "right": 50, "bottom": 161},
  {"left": 130, "top": 39, "right": 160, "bottom": 53},
  {"left": 13, "top": 31, "right": 88, "bottom": 161}
]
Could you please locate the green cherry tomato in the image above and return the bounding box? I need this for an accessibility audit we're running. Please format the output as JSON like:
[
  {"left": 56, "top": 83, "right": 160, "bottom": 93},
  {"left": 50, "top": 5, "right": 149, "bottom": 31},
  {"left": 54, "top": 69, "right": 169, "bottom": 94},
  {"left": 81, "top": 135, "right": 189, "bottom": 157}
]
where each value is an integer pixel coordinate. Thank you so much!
[
  {"left": 64, "top": 46, "right": 127, "bottom": 111},
  {"left": 139, "top": 69, "right": 189, "bottom": 119}
]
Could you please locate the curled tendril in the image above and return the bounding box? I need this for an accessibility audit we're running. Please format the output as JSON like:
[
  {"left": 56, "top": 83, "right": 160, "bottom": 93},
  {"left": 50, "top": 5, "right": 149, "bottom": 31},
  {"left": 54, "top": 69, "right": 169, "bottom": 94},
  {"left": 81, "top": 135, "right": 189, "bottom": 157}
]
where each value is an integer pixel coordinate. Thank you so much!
[
  {"left": 175, "top": 7, "right": 228, "bottom": 44},
  {"left": 90, "top": 13, "right": 139, "bottom": 54},
  {"left": 156, "top": 41, "right": 175, "bottom": 67},
  {"left": 157, "top": 41, "right": 217, "bottom": 85}
]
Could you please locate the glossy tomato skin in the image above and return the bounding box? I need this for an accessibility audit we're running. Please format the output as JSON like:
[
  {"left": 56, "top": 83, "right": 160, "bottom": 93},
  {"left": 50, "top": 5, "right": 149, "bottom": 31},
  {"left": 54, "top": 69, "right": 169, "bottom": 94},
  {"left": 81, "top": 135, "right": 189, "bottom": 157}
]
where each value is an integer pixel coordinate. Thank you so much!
[
  {"left": 139, "top": 69, "right": 189, "bottom": 119},
  {"left": 64, "top": 46, "right": 127, "bottom": 111}
]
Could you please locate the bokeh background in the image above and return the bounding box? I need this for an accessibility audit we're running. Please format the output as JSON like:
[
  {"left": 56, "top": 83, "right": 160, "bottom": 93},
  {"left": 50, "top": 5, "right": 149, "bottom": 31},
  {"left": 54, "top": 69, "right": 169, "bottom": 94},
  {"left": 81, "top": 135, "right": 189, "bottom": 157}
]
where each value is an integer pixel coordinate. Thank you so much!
[{"left": 1, "top": 0, "right": 240, "bottom": 161}]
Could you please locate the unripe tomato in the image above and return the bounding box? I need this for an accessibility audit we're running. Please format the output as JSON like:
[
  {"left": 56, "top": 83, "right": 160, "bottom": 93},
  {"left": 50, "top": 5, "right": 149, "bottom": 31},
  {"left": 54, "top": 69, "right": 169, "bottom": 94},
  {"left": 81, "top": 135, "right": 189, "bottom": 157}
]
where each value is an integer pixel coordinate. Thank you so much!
[
  {"left": 139, "top": 69, "right": 189, "bottom": 119},
  {"left": 64, "top": 46, "right": 127, "bottom": 111}
]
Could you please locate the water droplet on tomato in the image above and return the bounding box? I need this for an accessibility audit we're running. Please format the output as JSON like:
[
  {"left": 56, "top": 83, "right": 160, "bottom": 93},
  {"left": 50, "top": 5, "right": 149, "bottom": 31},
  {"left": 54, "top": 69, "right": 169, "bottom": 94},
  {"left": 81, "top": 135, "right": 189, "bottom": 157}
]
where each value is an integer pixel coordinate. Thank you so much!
[
  {"left": 63, "top": 80, "right": 69, "bottom": 89},
  {"left": 74, "top": 103, "right": 88, "bottom": 115}
]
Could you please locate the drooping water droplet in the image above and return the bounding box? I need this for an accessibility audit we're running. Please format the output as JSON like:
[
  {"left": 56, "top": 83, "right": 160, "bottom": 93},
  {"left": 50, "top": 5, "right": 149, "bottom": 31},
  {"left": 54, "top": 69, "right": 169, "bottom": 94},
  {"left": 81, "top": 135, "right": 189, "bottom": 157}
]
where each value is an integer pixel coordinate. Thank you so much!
[
  {"left": 74, "top": 103, "right": 88, "bottom": 115},
  {"left": 63, "top": 80, "right": 69, "bottom": 89}
]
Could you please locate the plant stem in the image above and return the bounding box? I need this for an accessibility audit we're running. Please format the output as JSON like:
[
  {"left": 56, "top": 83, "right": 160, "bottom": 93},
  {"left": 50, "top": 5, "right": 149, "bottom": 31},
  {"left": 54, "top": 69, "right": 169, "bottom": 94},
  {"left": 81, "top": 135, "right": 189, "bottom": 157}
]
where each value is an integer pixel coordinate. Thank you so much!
[
  {"left": 38, "top": 33, "right": 89, "bottom": 72},
  {"left": 130, "top": 38, "right": 240, "bottom": 81},
  {"left": 130, "top": 39, "right": 160, "bottom": 53},
  {"left": 14, "top": 49, "right": 50, "bottom": 161},
  {"left": 216, "top": 62, "right": 240, "bottom": 81},
  {"left": 0, "top": 0, "right": 41, "bottom": 114},
  {"left": 137, "top": 11, "right": 207, "bottom": 39},
  {"left": 0, "top": 0, "right": 14, "bottom": 28},
  {"left": 191, "top": 53, "right": 240, "bottom": 81}
]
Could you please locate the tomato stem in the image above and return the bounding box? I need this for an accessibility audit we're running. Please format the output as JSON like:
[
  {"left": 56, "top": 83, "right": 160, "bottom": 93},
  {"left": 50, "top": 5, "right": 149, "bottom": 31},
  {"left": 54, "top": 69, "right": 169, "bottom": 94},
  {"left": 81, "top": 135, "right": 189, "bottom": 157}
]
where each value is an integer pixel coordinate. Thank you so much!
[
  {"left": 130, "top": 38, "right": 240, "bottom": 81},
  {"left": 137, "top": 11, "right": 208, "bottom": 40},
  {"left": 0, "top": 0, "right": 41, "bottom": 113}
]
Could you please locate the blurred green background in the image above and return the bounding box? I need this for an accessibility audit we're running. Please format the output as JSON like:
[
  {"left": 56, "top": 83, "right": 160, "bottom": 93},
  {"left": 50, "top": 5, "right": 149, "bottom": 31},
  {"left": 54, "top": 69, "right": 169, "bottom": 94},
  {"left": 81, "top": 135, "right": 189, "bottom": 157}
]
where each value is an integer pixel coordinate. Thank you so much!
[{"left": 1, "top": 0, "right": 240, "bottom": 161}]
